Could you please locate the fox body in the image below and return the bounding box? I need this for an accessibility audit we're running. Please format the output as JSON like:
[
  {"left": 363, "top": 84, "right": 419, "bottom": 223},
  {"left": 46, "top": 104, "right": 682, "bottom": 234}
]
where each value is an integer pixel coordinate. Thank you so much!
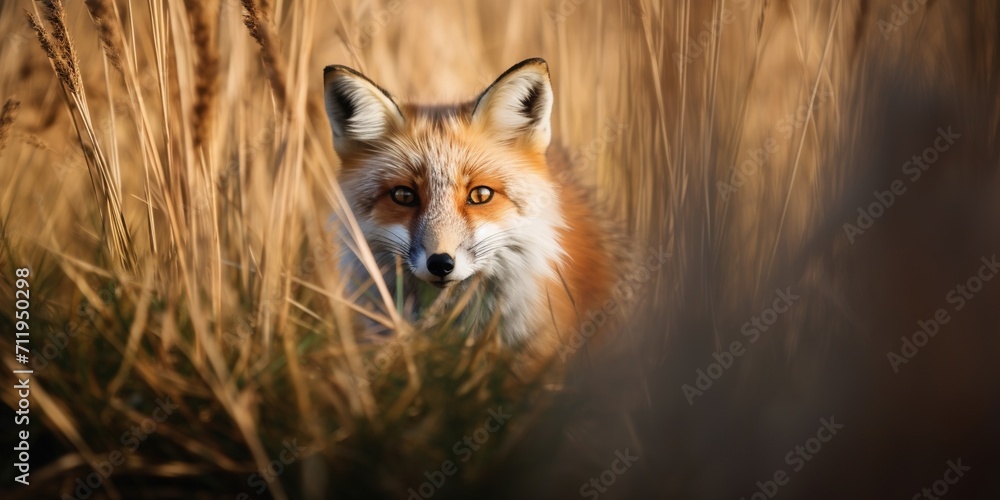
[{"left": 323, "top": 58, "right": 620, "bottom": 360}]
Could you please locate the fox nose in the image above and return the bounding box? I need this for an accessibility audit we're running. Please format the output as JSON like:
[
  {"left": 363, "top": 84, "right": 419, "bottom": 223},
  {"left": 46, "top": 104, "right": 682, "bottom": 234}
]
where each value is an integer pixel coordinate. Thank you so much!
[{"left": 426, "top": 253, "right": 455, "bottom": 277}]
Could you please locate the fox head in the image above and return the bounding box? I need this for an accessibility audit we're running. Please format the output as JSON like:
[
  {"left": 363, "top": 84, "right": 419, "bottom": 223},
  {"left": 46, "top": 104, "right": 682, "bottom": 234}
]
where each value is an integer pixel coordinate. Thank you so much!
[{"left": 324, "top": 58, "right": 565, "bottom": 290}]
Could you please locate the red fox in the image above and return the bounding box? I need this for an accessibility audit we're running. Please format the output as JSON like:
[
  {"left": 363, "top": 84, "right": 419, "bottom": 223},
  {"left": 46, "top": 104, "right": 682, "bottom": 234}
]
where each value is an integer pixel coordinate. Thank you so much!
[{"left": 323, "top": 58, "right": 622, "bottom": 365}]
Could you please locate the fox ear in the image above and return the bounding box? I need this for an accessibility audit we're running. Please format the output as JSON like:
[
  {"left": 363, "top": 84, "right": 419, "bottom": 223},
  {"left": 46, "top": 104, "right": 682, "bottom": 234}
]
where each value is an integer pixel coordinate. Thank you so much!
[
  {"left": 472, "top": 58, "right": 553, "bottom": 152},
  {"left": 323, "top": 65, "right": 404, "bottom": 154}
]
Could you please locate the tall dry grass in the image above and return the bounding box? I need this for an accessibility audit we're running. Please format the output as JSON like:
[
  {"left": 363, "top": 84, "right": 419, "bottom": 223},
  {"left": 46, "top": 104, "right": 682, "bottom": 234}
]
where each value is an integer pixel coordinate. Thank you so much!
[{"left": 1, "top": 0, "right": 999, "bottom": 498}]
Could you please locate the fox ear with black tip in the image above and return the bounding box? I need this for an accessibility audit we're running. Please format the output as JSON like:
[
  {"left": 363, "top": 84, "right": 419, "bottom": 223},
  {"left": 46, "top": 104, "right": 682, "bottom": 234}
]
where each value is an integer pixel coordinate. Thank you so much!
[
  {"left": 472, "top": 58, "right": 554, "bottom": 154},
  {"left": 323, "top": 65, "right": 404, "bottom": 156}
]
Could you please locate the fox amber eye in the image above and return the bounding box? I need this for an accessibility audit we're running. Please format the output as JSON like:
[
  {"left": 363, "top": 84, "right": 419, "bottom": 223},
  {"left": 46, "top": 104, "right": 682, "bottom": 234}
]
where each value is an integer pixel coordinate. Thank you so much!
[
  {"left": 390, "top": 186, "right": 419, "bottom": 206},
  {"left": 468, "top": 186, "right": 494, "bottom": 205}
]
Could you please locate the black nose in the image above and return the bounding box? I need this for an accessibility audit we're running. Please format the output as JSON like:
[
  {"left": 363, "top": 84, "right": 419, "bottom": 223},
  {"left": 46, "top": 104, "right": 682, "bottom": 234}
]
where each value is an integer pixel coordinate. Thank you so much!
[{"left": 427, "top": 253, "right": 454, "bottom": 277}]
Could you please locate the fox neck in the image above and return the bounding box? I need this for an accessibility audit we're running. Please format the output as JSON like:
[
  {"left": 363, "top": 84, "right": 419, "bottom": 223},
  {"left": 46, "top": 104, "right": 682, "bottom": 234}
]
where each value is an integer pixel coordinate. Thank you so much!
[{"left": 475, "top": 202, "right": 566, "bottom": 343}]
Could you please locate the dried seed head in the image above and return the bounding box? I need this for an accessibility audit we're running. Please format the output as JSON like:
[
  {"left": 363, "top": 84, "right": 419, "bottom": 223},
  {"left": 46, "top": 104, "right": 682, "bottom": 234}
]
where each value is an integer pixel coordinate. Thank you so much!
[
  {"left": 84, "top": 0, "right": 125, "bottom": 71},
  {"left": 0, "top": 98, "right": 22, "bottom": 156}
]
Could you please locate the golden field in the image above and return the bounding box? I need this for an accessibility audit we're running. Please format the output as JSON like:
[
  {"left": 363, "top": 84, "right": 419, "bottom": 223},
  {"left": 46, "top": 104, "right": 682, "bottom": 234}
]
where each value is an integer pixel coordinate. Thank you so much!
[{"left": 1, "top": 0, "right": 998, "bottom": 498}]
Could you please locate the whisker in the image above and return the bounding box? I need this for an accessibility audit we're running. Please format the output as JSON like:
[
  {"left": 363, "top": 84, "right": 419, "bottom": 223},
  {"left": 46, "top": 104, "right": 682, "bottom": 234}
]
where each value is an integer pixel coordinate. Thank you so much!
[{"left": 370, "top": 228, "right": 412, "bottom": 248}]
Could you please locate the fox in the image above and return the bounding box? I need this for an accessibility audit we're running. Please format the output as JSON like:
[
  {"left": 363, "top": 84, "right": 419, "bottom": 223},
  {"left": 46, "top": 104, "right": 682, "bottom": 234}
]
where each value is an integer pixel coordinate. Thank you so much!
[{"left": 323, "top": 58, "right": 624, "bottom": 365}]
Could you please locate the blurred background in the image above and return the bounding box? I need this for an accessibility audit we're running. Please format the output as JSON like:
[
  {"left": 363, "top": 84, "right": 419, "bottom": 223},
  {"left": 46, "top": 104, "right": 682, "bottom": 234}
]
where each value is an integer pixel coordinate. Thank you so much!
[{"left": 1, "top": 0, "right": 998, "bottom": 498}]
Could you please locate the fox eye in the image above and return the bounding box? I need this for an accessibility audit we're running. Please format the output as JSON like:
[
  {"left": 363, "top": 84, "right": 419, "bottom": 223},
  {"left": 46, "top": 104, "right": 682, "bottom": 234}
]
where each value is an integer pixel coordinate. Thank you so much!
[
  {"left": 468, "top": 186, "right": 494, "bottom": 205},
  {"left": 390, "top": 186, "right": 419, "bottom": 207}
]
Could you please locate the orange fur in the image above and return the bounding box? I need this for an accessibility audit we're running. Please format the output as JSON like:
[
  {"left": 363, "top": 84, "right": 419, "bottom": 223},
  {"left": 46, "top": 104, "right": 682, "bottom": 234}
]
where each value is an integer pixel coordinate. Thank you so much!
[{"left": 324, "top": 58, "right": 622, "bottom": 368}]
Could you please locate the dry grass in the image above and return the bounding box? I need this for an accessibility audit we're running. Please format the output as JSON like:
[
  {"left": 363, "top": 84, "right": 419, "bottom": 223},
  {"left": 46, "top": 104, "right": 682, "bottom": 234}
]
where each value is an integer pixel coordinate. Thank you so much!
[
  {"left": 1, "top": 0, "right": 999, "bottom": 498},
  {"left": 0, "top": 97, "right": 20, "bottom": 155}
]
